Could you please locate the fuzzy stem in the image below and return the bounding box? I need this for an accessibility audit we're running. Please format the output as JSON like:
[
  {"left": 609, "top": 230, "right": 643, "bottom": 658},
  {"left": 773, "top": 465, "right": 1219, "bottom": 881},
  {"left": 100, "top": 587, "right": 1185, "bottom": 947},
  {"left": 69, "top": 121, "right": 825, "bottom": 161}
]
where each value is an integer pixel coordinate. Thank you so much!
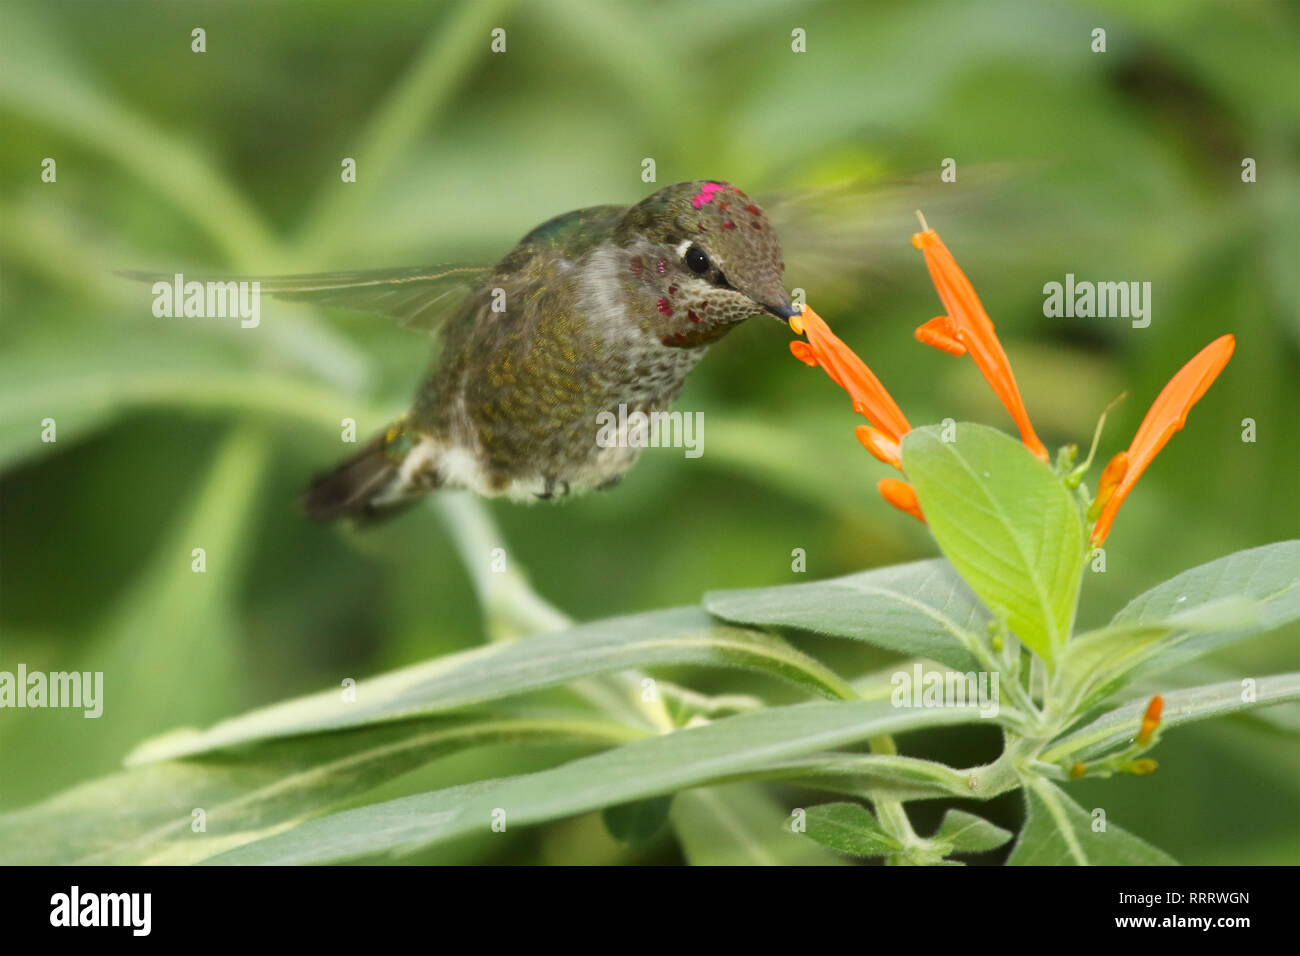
[{"left": 432, "top": 493, "right": 672, "bottom": 731}]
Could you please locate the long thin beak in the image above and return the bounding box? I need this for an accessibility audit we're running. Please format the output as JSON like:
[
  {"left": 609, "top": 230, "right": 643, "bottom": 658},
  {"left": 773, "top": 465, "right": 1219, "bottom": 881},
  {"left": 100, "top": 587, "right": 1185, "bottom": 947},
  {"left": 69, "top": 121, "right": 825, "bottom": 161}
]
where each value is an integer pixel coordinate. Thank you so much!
[{"left": 763, "top": 298, "right": 800, "bottom": 322}]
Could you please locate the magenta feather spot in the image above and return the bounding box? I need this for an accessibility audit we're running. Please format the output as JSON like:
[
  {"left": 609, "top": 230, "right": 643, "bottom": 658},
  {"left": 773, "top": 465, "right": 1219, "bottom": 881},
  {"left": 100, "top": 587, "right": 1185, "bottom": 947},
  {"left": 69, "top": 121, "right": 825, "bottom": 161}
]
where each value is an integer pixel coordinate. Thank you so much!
[
  {"left": 722, "top": 221, "right": 735, "bottom": 230},
  {"left": 656, "top": 260, "right": 667, "bottom": 275},
  {"left": 656, "top": 297, "right": 673, "bottom": 316},
  {"left": 687, "top": 310, "right": 700, "bottom": 324},
  {"left": 690, "top": 181, "right": 728, "bottom": 208}
]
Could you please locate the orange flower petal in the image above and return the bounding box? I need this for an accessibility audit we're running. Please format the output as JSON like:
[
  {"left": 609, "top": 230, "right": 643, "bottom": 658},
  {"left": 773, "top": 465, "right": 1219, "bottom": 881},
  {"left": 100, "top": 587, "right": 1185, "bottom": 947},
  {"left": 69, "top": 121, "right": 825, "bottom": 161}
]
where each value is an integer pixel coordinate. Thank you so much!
[
  {"left": 1088, "top": 451, "right": 1129, "bottom": 522},
  {"left": 855, "top": 425, "right": 902, "bottom": 469},
  {"left": 914, "top": 315, "right": 967, "bottom": 357},
  {"left": 1090, "top": 335, "right": 1235, "bottom": 545},
  {"left": 790, "top": 305, "right": 911, "bottom": 443},
  {"left": 789, "top": 340, "right": 817, "bottom": 366},
  {"left": 878, "top": 478, "right": 925, "bottom": 522},
  {"left": 912, "top": 227, "right": 1048, "bottom": 462}
]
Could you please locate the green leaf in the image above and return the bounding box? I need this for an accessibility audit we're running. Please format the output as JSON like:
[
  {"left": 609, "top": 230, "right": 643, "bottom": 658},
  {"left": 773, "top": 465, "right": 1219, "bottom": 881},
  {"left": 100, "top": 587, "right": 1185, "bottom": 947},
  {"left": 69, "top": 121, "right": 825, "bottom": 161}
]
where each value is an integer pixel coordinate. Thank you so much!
[
  {"left": 670, "top": 785, "right": 849, "bottom": 866},
  {"left": 931, "top": 809, "right": 1013, "bottom": 854},
  {"left": 1054, "top": 542, "right": 1300, "bottom": 709},
  {"left": 1007, "top": 779, "right": 1177, "bottom": 866},
  {"left": 0, "top": 711, "right": 639, "bottom": 865},
  {"left": 902, "top": 423, "right": 1086, "bottom": 665},
  {"left": 1109, "top": 541, "right": 1300, "bottom": 677},
  {"left": 1113, "top": 541, "right": 1300, "bottom": 629},
  {"left": 800, "top": 802, "right": 900, "bottom": 857},
  {"left": 1051, "top": 601, "right": 1261, "bottom": 713},
  {"left": 129, "top": 608, "right": 854, "bottom": 763},
  {"left": 602, "top": 796, "right": 674, "bottom": 845},
  {"left": 1134, "top": 660, "right": 1300, "bottom": 736},
  {"left": 760, "top": 751, "right": 985, "bottom": 801},
  {"left": 705, "top": 558, "right": 991, "bottom": 671},
  {"left": 1043, "top": 672, "right": 1300, "bottom": 764},
  {"left": 203, "top": 699, "right": 987, "bottom": 865}
]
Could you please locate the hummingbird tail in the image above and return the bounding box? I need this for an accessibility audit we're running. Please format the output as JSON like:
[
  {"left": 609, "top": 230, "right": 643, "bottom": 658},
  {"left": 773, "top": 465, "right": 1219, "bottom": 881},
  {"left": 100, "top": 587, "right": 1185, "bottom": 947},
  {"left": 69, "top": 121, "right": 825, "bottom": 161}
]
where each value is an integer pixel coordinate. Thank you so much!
[{"left": 301, "top": 425, "right": 429, "bottom": 525}]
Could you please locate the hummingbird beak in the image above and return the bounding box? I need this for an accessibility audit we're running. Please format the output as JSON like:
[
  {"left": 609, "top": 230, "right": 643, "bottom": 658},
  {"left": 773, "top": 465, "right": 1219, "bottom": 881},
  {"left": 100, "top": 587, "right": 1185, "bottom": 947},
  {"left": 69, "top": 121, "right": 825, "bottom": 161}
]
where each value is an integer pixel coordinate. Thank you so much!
[{"left": 762, "top": 297, "right": 801, "bottom": 323}]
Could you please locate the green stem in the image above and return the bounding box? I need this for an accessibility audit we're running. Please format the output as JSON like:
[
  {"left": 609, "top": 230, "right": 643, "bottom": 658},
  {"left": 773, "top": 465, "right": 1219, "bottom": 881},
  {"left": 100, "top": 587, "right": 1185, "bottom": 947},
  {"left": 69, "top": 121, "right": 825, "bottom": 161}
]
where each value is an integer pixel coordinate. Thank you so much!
[
  {"left": 431, "top": 493, "right": 673, "bottom": 732},
  {"left": 432, "top": 493, "right": 570, "bottom": 639},
  {"left": 864, "top": 735, "right": 919, "bottom": 845},
  {"left": 969, "top": 631, "right": 1041, "bottom": 724}
]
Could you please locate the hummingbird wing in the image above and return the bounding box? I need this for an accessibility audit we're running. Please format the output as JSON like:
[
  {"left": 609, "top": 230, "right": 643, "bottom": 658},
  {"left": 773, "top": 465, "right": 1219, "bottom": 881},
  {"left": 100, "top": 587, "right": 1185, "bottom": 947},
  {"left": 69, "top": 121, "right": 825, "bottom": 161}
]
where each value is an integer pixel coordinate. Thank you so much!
[
  {"left": 765, "top": 165, "right": 1021, "bottom": 295},
  {"left": 117, "top": 264, "right": 492, "bottom": 331}
]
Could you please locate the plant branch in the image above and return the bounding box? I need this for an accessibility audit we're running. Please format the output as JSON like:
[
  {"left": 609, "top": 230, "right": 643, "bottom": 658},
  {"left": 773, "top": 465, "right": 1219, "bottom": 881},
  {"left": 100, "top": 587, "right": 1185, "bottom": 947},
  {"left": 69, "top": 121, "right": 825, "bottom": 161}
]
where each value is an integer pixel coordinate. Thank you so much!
[{"left": 431, "top": 493, "right": 673, "bottom": 731}]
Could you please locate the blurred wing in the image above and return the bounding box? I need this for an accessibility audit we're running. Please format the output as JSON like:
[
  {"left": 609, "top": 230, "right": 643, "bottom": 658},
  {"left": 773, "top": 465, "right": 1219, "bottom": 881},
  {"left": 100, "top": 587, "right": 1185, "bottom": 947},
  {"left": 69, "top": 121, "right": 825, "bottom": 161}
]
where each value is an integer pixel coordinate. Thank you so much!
[
  {"left": 117, "top": 264, "right": 491, "bottom": 331},
  {"left": 765, "top": 164, "right": 1023, "bottom": 297}
]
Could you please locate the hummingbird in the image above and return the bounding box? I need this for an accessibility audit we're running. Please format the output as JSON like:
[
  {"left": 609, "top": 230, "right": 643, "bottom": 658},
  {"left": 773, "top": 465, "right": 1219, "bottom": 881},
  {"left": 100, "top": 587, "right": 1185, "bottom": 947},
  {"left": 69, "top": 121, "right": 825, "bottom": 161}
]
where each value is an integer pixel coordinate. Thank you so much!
[{"left": 249, "top": 180, "right": 798, "bottom": 522}]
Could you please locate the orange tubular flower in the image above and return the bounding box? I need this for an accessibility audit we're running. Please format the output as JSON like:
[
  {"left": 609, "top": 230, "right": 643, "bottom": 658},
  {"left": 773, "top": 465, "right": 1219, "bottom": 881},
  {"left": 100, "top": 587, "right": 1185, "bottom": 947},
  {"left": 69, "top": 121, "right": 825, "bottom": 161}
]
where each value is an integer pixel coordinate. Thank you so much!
[
  {"left": 789, "top": 305, "right": 912, "bottom": 459},
  {"left": 1089, "top": 335, "right": 1235, "bottom": 546},
  {"left": 911, "top": 225, "right": 1049, "bottom": 462},
  {"left": 789, "top": 305, "right": 921, "bottom": 519}
]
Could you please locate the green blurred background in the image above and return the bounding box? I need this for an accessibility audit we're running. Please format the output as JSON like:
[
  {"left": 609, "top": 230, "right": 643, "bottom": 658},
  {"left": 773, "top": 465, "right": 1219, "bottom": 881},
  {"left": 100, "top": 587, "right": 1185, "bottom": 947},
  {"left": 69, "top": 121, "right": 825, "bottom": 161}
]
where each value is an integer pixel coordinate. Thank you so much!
[{"left": 1, "top": 0, "right": 1296, "bottom": 864}]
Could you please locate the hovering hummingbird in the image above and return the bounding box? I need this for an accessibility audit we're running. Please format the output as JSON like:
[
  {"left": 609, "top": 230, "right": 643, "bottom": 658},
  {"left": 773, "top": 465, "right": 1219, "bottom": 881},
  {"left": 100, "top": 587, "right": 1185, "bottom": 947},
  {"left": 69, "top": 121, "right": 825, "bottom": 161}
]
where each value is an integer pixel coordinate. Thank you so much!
[{"left": 249, "top": 180, "right": 798, "bottom": 522}]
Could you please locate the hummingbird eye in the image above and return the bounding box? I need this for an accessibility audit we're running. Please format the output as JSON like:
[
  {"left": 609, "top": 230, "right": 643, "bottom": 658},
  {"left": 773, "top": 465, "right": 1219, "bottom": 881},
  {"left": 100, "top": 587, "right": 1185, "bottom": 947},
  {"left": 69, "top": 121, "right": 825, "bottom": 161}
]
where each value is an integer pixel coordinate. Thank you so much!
[{"left": 684, "top": 245, "right": 710, "bottom": 275}]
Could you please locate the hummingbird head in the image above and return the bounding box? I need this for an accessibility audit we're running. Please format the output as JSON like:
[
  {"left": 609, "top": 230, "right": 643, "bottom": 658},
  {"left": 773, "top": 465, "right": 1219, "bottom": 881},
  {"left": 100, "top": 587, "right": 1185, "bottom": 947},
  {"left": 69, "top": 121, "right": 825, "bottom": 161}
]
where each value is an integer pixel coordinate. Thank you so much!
[{"left": 615, "top": 180, "right": 795, "bottom": 347}]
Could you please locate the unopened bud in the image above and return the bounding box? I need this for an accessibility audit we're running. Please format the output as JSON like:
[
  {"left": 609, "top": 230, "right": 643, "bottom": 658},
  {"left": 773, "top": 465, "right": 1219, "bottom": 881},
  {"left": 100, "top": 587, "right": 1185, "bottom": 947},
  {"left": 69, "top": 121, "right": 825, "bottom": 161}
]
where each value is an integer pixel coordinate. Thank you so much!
[{"left": 1138, "top": 694, "right": 1163, "bottom": 746}]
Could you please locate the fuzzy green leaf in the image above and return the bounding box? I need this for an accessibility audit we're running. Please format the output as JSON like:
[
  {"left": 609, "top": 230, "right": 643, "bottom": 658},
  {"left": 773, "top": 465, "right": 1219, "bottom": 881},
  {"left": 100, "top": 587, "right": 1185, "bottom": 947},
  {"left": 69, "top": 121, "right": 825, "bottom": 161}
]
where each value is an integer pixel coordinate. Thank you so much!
[
  {"left": 1043, "top": 672, "right": 1300, "bottom": 764},
  {"left": 1007, "top": 780, "right": 1177, "bottom": 866},
  {"left": 800, "top": 802, "right": 900, "bottom": 857},
  {"left": 0, "top": 711, "right": 638, "bottom": 865},
  {"left": 902, "top": 424, "right": 1086, "bottom": 666},
  {"left": 1053, "top": 542, "right": 1300, "bottom": 709},
  {"left": 203, "top": 699, "right": 986, "bottom": 865},
  {"left": 1109, "top": 541, "right": 1300, "bottom": 679},
  {"left": 931, "top": 809, "right": 1013, "bottom": 854},
  {"left": 129, "top": 608, "right": 853, "bottom": 762},
  {"left": 705, "top": 558, "right": 990, "bottom": 671}
]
